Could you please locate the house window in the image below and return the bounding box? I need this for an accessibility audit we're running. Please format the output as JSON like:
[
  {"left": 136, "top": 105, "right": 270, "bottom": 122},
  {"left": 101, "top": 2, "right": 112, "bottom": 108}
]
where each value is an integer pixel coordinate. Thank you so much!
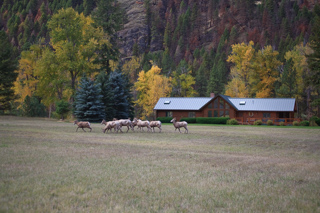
[
  {"left": 208, "top": 103, "right": 213, "bottom": 109},
  {"left": 263, "top": 113, "right": 270, "bottom": 118},
  {"left": 214, "top": 99, "right": 218, "bottom": 109},
  {"left": 279, "top": 112, "right": 289, "bottom": 118},
  {"left": 214, "top": 110, "right": 218, "bottom": 117},
  {"left": 189, "top": 112, "right": 196, "bottom": 118},
  {"left": 225, "top": 103, "right": 230, "bottom": 109},
  {"left": 208, "top": 110, "right": 212, "bottom": 117},
  {"left": 166, "top": 111, "right": 172, "bottom": 117},
  {"left": 220, "top": 110, "right": 224, "bottom": 117},
  {"left": 220, "top": 99, "right": 224, "bottom": 109},
  {"left": 225, "top": 110, "right": 229, "bottom": 117}
]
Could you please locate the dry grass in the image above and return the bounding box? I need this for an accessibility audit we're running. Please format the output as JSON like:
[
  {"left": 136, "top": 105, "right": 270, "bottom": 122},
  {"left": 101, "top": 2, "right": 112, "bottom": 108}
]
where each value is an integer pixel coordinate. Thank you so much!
[{"left": 0, "top": 116, "right": 320, "bottom": 212}]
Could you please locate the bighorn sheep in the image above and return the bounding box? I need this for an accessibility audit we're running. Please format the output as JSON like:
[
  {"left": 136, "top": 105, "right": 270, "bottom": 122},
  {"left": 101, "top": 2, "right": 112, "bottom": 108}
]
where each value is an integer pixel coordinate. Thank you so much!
[
  {"left": 113, "top": 118, "right": 134, "bottom": 132},
  {"left": 74, "top": 120, "right": 92, "bottom": 132},
  {"left": 136, "top": 119, "right": 151, "bottom": 132},
  {"left": 131, "top": 118, "right": 138, "bottom": 130},
  {"left": 150, "top": 121, "right": 162, "bottom": 133},
  {"left": 101, "top": 119, "right": 123, "bottom": 133},
  {"left": 170, "top": 117, "right": 188, "bottom": 133}
]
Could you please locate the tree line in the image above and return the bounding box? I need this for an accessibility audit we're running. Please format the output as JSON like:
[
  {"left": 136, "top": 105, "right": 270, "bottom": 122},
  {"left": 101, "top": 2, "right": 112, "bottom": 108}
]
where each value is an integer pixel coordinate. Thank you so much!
[{"left": 0, "top": 0, "right": 319, "bottom": 120}]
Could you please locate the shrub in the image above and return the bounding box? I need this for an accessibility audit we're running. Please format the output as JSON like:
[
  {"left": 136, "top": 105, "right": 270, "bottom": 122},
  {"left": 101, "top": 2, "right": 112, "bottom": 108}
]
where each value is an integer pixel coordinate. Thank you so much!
[
  {"left": 157, "top": 117, "right": 172, "bottom": 123},
  {"left": 267, "top": 120, "right": 273, "bottom": 126},
  {"left": 310, "top": 116, "right": 320, "bottom": 126},
  {"left": 55, "top": 100, "right": 70, "bottom": 120},
  {"left": 279, "top": 121, "right": 285, "bottom": 126},
  {"left": 196, "top": 117, "right": 229, "bottom": 124},
  {"left": 293, "top": 121, "right": 299, "bottom": 126},
  {"left": 180, "top": 118, "right": 196, "bottom": 123},
  {"left": 299, "top": 120, "right": 309, "bottom": 126},
  {"left": 227, "top": 119, "right": 238, "bottom": 125},
  {"left": 254, "top": 120, "right": 262, "bottom": 125}
]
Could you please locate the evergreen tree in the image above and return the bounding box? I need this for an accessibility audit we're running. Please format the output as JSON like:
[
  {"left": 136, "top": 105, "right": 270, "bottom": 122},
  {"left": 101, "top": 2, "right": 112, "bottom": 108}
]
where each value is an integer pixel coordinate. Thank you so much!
[
  {"left": 306, "top": 15, "right": 320, "bottom": 116},
  {"left": 83, "top": 0, "right": 94, "bottom": 16},
  {"left": 74, "top": 77, "right": 105, "bottom": 122},
  {"left": 195, "top": 64, "right": 208, "bottom": 96},
  {"left": 92, "top": 0, "right": 125, "bottom": 73},
  {"left": 108, "top": 69, "right": 131, "bottom": 119},
  {"left": 22, "top": 95, "right": 46, "bottom": 117},
  {"left": 96, "top": 71, "right": 115, "bottom": 121},
  {"left": 0, "top": 30, "right": 17, "bottom": 111},
  {"left": 276, "top": 58, "right": 296, "bottom": 98},
  {"left": 207, "top": 57, "right": 227, "bottom": 95}
]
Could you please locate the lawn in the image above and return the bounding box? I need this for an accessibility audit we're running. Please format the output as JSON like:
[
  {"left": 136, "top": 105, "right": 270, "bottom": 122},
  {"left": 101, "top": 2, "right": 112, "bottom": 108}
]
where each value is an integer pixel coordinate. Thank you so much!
[{"left": 0, "top": 116, "right": 320, "bottom": 212}]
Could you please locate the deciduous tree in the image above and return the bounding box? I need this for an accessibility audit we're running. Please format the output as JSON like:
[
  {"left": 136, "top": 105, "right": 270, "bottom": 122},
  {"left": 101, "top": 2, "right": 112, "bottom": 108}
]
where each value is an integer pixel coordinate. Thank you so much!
[
  {"left": 135, "top": 65, "right": 172, "bottom": 119},
  {"left": 225, "top": 41, "right": 255, "bottom": 97}
]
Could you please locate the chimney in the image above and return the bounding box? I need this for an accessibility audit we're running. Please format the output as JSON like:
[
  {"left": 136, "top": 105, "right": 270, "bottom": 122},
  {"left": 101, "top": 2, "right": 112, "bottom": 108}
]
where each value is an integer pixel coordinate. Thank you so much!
[{"left": 210, "top": 93, "right": 215, "bottom": 98}]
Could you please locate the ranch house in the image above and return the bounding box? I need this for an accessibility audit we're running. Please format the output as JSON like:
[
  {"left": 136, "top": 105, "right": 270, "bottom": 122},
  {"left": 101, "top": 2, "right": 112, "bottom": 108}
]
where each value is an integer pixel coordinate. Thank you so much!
[{"left": 154, "top": 94, "right": 300, "bottom": 125}]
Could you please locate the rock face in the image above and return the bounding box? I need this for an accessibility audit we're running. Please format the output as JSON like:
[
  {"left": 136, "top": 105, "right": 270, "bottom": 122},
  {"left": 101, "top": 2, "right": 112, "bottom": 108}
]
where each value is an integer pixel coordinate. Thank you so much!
[{"left": 117, "top": 0, "right": 149, "bottom": 57}]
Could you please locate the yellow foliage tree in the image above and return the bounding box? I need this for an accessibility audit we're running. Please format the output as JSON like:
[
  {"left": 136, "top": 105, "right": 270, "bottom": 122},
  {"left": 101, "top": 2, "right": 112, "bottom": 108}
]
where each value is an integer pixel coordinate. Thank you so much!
[
  {"left": 13, "top": 44, "right": 43, "bottom": 107},
  {"left": 284, "top": 43, "right": 312, "bottom": 98},
  {"left": 135, "top": 65, "right": 172, "bottom": 119},
  {"left": 225, "top": 41, "right": 255, "bottom": 97},
  {"left": 251, "top": 45, "right": 282, "bottom": 98},
  {"left": 122, "top": 56, "right": 141, "bottom": 83},
  {"left": 225, "top": 68, "right": 249, "bottom": 97}
]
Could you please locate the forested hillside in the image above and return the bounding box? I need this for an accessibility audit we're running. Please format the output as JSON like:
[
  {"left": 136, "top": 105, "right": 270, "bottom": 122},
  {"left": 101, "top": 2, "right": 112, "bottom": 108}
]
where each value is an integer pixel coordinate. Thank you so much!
[{"left": 0, "top": 0, "right": 319, "bottom": 120}]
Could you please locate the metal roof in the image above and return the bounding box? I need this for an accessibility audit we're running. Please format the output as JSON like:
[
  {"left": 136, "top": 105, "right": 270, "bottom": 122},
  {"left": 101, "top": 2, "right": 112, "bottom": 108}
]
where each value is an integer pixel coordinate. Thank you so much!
[
  {"left": 154, "top": 97, "right": 213, "bottom": 110},
  {"left": 228, "top": 98, "right": 296, "bottom": 112},
  {"left": 154, "top": 95, "right": 296, "bottom": 112}
]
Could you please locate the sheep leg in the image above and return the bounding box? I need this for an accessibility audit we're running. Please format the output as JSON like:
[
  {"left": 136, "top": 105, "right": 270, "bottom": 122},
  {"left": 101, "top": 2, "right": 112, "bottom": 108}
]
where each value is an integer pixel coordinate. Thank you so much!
[
  {"left": 184, "top": 127, "right": 188, "bottom": 134},
  {"left": 159, "top": 127, "right": 162, "bottom": 133}
]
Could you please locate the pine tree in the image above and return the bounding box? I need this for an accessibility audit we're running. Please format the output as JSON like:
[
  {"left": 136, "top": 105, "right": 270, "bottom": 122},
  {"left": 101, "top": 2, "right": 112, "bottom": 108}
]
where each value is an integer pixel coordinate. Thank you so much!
[
  {"left": 74, "top": 77, "right": 105, "bottom": 122},
  {"left": 277, "top": 58, "right": 296, "bottom": 98},
  {"left": 108, "top": 69, "right": 131, "bottom": 119},
  {"left": 306, "top": 15, "right": 320, "bottom": 116},
  {"left": 207, "top": 57, "right": 227, "bottom": 95},
  {"left": 0, "top": 30, "right": 17, "bottom": 111},
  {"left": 96, "top": 71, "right": 115, "bottom": 121}
]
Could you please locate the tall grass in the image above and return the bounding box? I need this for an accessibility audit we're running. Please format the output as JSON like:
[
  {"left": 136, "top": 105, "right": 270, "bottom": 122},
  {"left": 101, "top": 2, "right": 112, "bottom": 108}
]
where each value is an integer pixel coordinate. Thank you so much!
[{"left": 0, "top": 116, "right": 319, "bottom": 212}]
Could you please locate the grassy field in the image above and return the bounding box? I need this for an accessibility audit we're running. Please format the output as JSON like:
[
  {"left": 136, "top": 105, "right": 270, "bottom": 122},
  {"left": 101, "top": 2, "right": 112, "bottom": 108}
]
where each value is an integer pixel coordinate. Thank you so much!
[{"left": 0, "top": 116, "right": 320, "bottom": 212}]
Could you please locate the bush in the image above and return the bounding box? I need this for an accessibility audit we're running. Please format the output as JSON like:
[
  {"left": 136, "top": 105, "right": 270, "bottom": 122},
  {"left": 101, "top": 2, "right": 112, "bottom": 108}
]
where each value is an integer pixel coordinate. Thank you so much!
[
  {"left": 157, "top": 117, "right": 173, "bottom": 123},
  {"left": 55, "top": 100, "right": 70, "bottom": 120},
  {"left": 299, "top": 120, "right": 309, "bottom": 126},
  {"left": 279, "top": 121, "right": 285, "bottom": 126},
  {"left": 267, "top": 120, "right": 273, "bottom": 126},
  {"left": 293, "top": 121, "right": 299, "bottom": 126},
  {"left": 227, "top": 119, "right": 238, "bottom": 125},
  {"left": 196, "top": 117, "right": 229, "bottom": 124},
  {"left": 22, "top": 95, "right": 46, "bottom": 117},
  {"left": 253, "top": 120, "right": 262, "bottom": 125},
  {"left": 310, "top": 116, "right": 320, "bottom": 126},
  {"left": 180, "top": 118, "right": 196, "bottom": 123}
]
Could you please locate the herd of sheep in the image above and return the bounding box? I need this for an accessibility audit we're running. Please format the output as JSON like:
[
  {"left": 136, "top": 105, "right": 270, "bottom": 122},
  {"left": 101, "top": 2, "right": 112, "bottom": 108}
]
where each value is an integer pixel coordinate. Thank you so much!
[{"left": 73, "top": 117, "right": 188, "bottom": 134}]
